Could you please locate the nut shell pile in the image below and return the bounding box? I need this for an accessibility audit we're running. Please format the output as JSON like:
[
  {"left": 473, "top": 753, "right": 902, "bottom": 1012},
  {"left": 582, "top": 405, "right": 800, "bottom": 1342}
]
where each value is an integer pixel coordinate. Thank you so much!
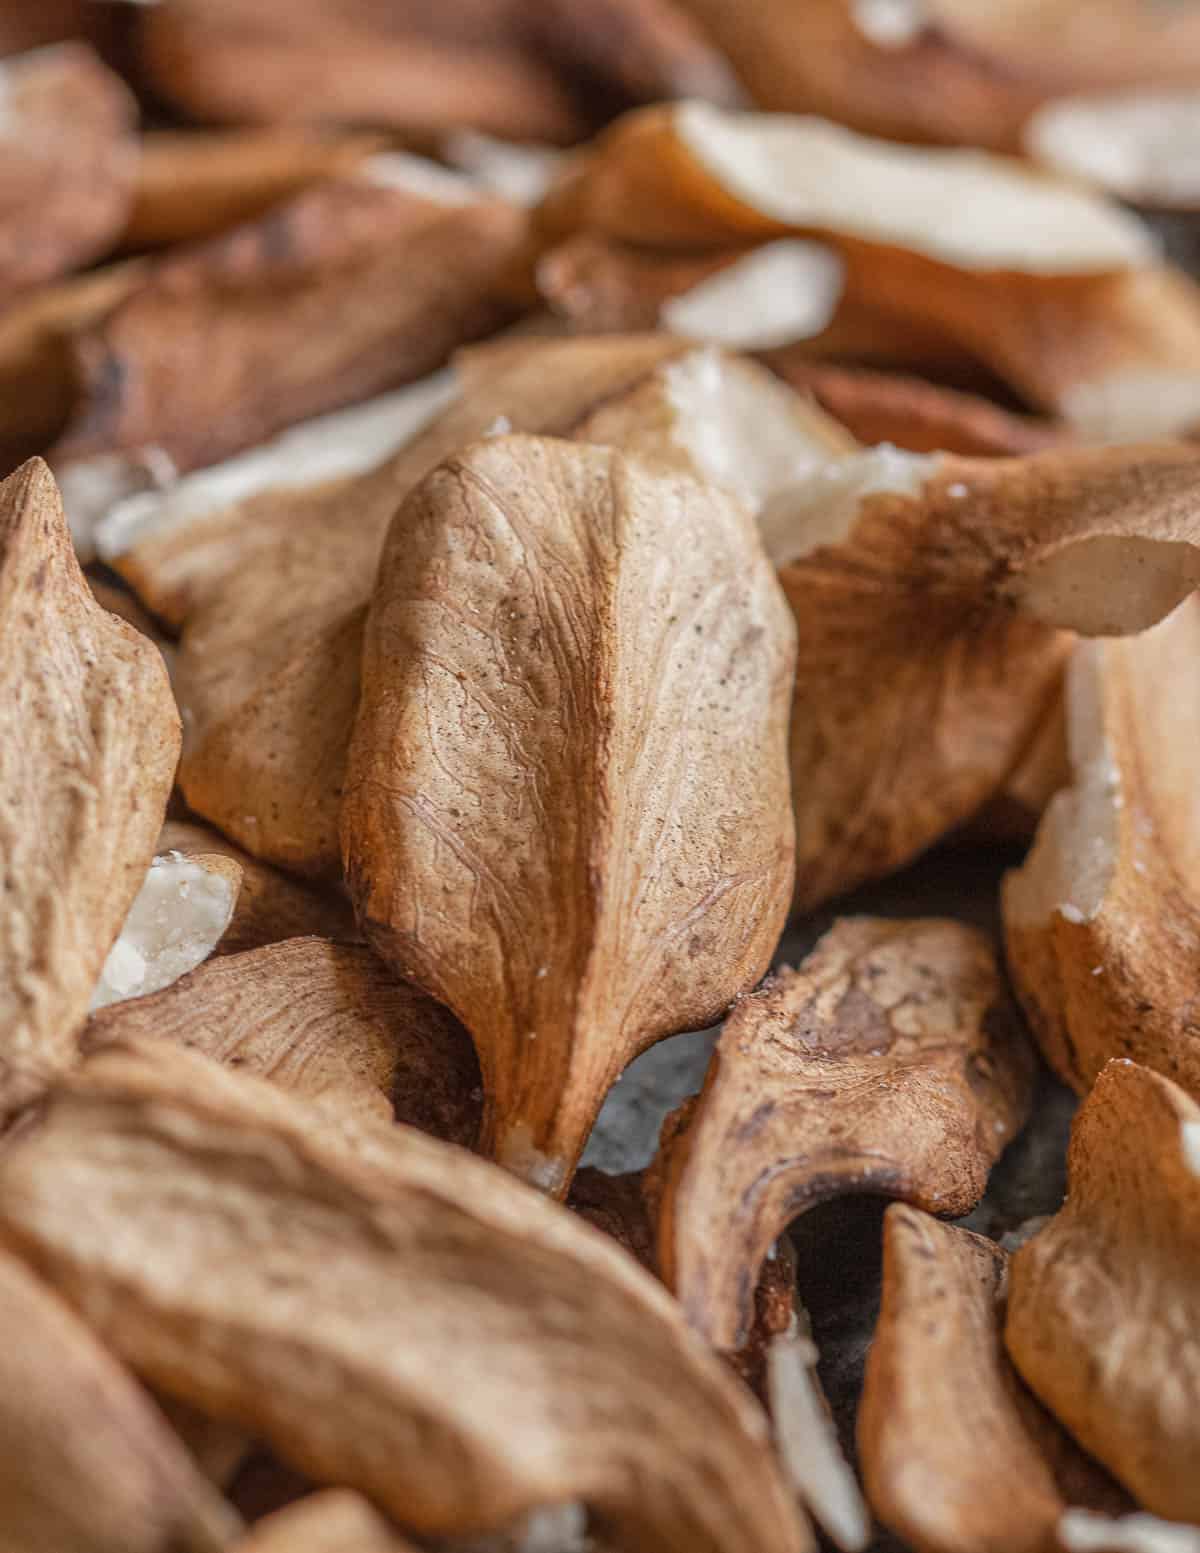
[{"left": 2, "top": 4, "right": 1200, "bottom": 1550}]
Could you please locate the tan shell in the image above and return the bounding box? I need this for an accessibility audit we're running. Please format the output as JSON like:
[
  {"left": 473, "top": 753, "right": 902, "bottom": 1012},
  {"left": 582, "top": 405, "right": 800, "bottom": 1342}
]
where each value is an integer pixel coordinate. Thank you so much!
[
  {"left": 763, "top": 359, "right": 1070, "bottom": 458},
  {"left": 53, "top": 181, "right": 526, "bottom": 476},
  {"left": 136, "top": 0, "right": 741, "bottom": 145},
  {"left": 657, "top": 917, "right": 1033, "bottom": 1350},
  {"left": 1004, "top": 598, "right": 1200, "bottom": 1099},
  {"left": 0, "top": 258, "right": 145, "bottom": 473},
  {"left": 114, "top": 337, "right": 690, "bottom": 875},
  {"left": 859, "top": 1205, "right": 1125, "bottom": 1553},
  {"left": 1005, "top": 1059, "right": 1200, "bottom": 1520},
  {"left": 770, "top": 441, "right": 1200, "bottom": 909},
  {"left": 926, "top": 0, "right": 1200, "bottom": 90},
  {"left": 855, "top": 262, "right": 1200, "bottom": 442},
  {"left": 671, "top": 0, "right": 1046, "bottom": 151},
  {"left": 0, "top": 1242, "right": 239, "bottom": 1553},
  {"left": 112, "top": 336, "right": 688, "bottom": 627},
  {"left": 116, "top": 337, "right": 832, "bottom": 881},
  {"left": 231, "top": 1490, "right": 417, "bottom": 1552},
  {"left": 0, "top": 43, "right": 137, "bottom": 295},
  {"left": 343, "top": 434, "right": 796, "bottom": 1192},
  {"left": 158, "top": 819, "right": 358, "bottom": 952},
  {"left": 0, "top": 460, "right": 180, "bottom": 1114},
  {"left": 126, "top": 129, "right": 388, "bottom": 249},
  {"left": 83, "top": 935, "right": 483, "bottom": 1141},
  {"left": 0, "top": 1036, "right": 811, "bottom": 1553},
  {"left": 758, "top": 317, "right": 993, "bottom": 397}
]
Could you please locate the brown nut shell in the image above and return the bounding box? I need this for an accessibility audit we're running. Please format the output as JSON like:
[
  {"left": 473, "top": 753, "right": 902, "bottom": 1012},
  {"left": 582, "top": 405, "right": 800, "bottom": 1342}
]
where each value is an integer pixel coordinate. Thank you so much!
[
  {"left": 1005, "top": 1060, "right": 1200, "bottom": 1520},
  {"left": 1004, "top": 597, "right": 1200, "bottom": 1099},
  {"left": 0, "top": 1037, "right": 812, "bottom": 1553},
  {"left": 859, "top": 1205, "right": 1124, "bottom": 1553},
  {"left": 657, "top": 917, "right": 1034, "bottom": 1350},
  {"left": 343, "top": 434, "right": 796, "bottom": 1192},
  {"left": 83, "top": 935, "right": 483, "bottom": 1143},
  {"left": 0, "top": 460, "right": 180, "bottom": 1114},
  {"left": 0, "top": 1244, "right": 239, "bottom": 1553}
]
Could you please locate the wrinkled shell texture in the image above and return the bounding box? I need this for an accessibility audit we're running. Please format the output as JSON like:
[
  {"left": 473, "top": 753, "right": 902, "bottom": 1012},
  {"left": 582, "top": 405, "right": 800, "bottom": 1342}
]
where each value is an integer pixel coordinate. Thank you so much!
[
  {"left": 83, "top": 936, "right": 483, "bottom": 1142},
  {"left": 343, "top": 434, "right": 797, "bottom": 1187},
  {"left": 0, "top": 1039, "right": 808, "bottom": 1553},
  {"left": 658, "top": 917, "right": 1034, "bottom": 1348},
  {"left": 12, "top": 36, "right": 1200, "bottom": 1553},
  {"left": 1006, "top": 1061, "right": 1200, "bottom": 1521},
  {"left": 0, "top": 460, "right": 180, "bottom": 1113},
  {"left": 123, "top": 337, "right": 692, "bottom": 878}
]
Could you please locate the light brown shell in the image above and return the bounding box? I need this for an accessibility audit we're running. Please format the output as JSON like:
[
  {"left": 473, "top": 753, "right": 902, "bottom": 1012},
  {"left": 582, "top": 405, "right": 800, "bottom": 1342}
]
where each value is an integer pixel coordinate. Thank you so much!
[
  {"left": 1004, "top": 599, "right": 1200, "bottom": 1100},
  {"left": 115, "top": 336, "right": 691, "bottom": 876},
  {"left": 136, "top": 0, "right": 741, "bottom": 145},
  {"left": 537, "top": 236, "right": 744, "bottom": 333},
  {"left": 926, "top": 0, "right": 1200, "bottom": 90},
  {"left": 120, "top": 335, "right": 831, "bottom": 884},
  {"left": 0, "top": 258, "right": 145, "bottom": 472},
  {"left": 671, "top": 0, "right": 1047, "bottom": 150},
  {"left": 536, "top": 236, "right": 988, "bottom": 390},
  {"left": 0, "top": 1037, "right": 811, "bottom": 1553},
  {"left": 772, "top": 441, "right": 1200, "bottom": 909},
  {"left": 0, "top": 1242, "right": 239, "bottom": 1553},
  {"left": 1005, "top": 1060, "right": 1200, "bottom": 1520},
  {"left": 838, "top": 260, "right": 1200, "bottom": 441},
  {"left": 763, "top": 359, "right": 1070, "bottom": 458},
  {"left": 343, "top": 434, "right": 796, "bottom": 1192},
  {"left": 230, "top": 1490, "right": 417, "bottom": 1552},
  {"left": 82, "top": 935, "right": 483, "bottom": 1142},
  {"left": 125, "top": 129, "right": 388, "bottom": 249},
  {"left": 657, "top": 917, "right": 1034, "bottom": 1350},
  {"left": 0, "top": 460, "right": 181, "bottom": 1115},
  {"left": 859, "top": 1205, "right": 1124, "bottom": 1553},
  {"left": 0, "top": 43, "right": 137, "bottom": 295},
  {"left": 53, "top": 181, "right": 526, "bottom": 476}
]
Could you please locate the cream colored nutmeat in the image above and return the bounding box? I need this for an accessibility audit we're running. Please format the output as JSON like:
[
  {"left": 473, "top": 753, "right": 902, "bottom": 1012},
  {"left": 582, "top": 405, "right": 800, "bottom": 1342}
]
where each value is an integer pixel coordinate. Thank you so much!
[{"left": 1004, "top": 598, "right": 1200, "bottom": 1100}]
